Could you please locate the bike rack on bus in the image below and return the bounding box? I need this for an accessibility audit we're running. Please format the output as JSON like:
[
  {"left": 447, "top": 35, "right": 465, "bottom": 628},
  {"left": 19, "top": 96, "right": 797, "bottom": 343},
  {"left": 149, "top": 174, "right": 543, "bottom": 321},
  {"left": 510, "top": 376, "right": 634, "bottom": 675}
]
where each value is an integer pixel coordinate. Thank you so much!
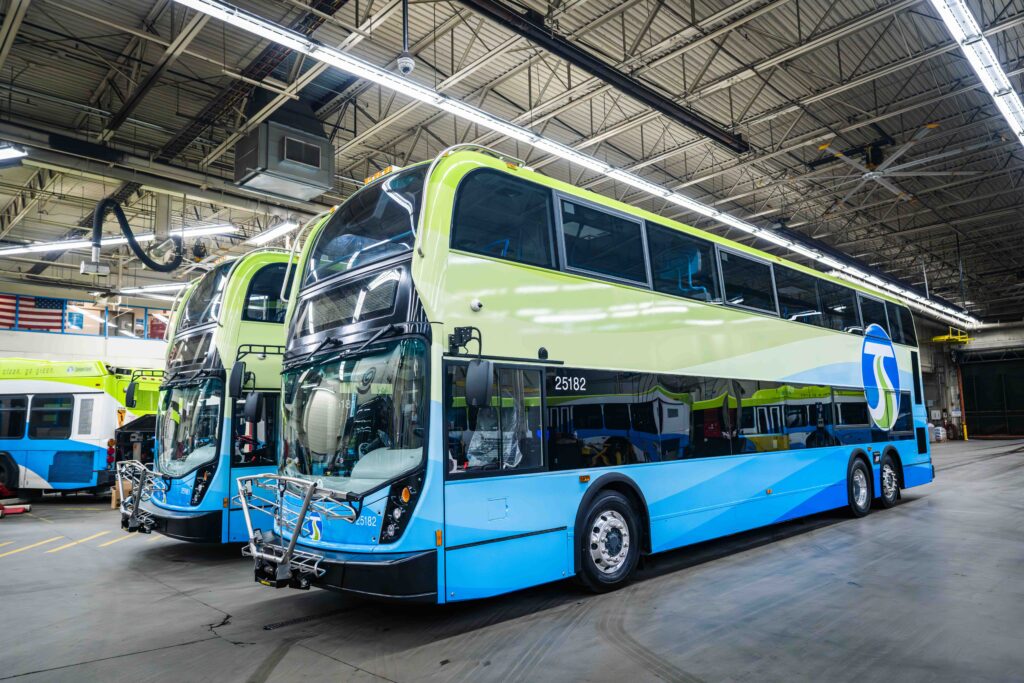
[
  {"left": 236, "top": 473, "right": 361, "bottom": 587},
  {"left": 116, "top": 460, "right": 168, "bottom": 534}
]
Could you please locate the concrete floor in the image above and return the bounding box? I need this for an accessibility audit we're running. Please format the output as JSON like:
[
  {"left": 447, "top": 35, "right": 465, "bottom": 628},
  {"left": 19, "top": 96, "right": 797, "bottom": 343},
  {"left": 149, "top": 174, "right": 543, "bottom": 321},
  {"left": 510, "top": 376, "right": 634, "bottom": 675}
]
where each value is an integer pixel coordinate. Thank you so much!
[{"left": 1, "top": 440, "right": 1022, "bottom": 683}]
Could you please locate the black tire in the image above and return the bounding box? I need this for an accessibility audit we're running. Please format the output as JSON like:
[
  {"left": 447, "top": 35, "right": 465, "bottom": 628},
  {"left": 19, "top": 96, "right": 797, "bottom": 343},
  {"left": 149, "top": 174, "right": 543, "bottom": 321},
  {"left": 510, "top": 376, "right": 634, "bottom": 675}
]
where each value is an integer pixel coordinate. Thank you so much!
[
  {"left": 877, "top": 453, "right": 900, "bottom": 509},
  {"left": 847, "top": 457, "right": 872, "bottom": 518},
  {"left": 577, "top": 490, "right": 641, "bottom": 593}
]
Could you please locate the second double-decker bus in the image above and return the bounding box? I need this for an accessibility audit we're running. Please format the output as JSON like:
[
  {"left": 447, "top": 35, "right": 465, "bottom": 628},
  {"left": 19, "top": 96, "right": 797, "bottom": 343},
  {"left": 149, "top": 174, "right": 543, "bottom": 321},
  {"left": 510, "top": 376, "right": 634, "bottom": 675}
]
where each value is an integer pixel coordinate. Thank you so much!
[
  {"left": 0, "top": 359, "right": 160, "bottom": 496},
  {"left": 119, "top": 249, "right": 294, "bottom": 543},
  {"left": 238, "top": 146, "right": 931, "bottom": 602}
]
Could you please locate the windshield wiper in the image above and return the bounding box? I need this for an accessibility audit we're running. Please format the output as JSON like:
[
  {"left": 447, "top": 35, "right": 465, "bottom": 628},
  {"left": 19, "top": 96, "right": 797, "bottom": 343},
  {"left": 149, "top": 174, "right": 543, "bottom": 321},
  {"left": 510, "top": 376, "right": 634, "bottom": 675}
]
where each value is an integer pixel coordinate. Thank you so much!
[
  {"left": 350, "top": 324, "right": 397, "bottom": 356},
  {"left": 304, "top": 335, "right": 342, "bottom": 363}
]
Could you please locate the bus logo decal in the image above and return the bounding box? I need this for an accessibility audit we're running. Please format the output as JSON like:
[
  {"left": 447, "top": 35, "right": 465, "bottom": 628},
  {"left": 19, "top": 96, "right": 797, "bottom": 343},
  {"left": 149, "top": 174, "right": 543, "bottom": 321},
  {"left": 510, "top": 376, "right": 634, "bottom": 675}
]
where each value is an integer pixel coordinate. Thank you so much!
[
  {"left": 305, "top": 511, "right": 323, "bottom": 541},
  {"left": 861, "top": 324, "right": 900, "bottom": 430}
]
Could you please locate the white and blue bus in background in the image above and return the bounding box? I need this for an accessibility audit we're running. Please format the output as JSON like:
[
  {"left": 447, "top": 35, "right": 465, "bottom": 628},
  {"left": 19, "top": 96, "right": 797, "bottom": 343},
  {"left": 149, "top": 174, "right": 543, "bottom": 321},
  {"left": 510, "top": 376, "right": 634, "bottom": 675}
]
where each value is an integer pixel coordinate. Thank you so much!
[{"left": 0, "top": 359, "right": 160, "bottom": 496}]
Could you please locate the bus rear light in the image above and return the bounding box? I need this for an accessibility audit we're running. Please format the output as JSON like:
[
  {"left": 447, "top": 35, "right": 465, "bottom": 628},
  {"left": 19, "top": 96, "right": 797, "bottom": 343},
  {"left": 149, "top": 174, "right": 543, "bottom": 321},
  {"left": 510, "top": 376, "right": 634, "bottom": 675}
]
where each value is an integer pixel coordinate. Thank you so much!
[
  {"left": 107, "top": 454, "right": 116, "bottom": 465},
  {"left": 107, "top": 447, "right": 116, "bottom": 457}
]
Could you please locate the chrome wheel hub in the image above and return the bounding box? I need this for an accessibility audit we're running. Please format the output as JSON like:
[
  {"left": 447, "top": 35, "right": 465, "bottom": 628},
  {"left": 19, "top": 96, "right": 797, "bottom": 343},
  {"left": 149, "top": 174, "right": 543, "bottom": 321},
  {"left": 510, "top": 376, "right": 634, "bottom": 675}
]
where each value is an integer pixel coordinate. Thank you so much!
[
  {"left": 882, "top": 463, "right": 898, "bottom": 500},
  {"left": 853, "top": 468, "right": 869, "bottom": 509},
  {"left": 589, "top": 510, "right": 630, "bottom": 574}
]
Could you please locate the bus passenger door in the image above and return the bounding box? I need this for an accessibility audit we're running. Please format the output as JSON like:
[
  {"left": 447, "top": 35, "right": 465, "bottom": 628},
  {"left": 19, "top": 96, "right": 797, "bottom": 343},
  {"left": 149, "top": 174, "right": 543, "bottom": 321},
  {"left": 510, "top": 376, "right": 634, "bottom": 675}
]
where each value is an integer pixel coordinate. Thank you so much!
[
  {"left": 226, "top": 393, "right": 279, "bottom": 542},
  {"left": 443, "top": 365, "right": 568, "bottom": 601}
]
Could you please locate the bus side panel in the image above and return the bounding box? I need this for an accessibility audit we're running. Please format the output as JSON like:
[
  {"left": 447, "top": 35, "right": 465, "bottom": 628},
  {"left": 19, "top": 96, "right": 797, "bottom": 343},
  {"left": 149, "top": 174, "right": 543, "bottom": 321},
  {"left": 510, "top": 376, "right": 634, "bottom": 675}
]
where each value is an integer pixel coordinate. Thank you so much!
[
  {"left": 639, "top": 446, "right": 849, "bottom": 553},
  {"left": 444, "top": 474, "right": 577, "bottom": 601},
  {"left": 23, "top": 440, "right": 105, "bottom": 491}
]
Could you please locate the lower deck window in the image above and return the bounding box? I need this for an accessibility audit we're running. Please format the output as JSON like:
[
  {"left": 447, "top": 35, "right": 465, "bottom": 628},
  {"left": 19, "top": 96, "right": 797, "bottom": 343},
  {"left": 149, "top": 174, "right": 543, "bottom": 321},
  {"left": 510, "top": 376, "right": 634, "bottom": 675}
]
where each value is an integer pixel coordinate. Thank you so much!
[
  {"left": 0, "top": 395, "right": 27, "bottom": 439},
  {"left": 29, "top": 395, "right": 73, "bottom": 440},
  {"left": 444, "top": 362, "right": 917, "bottom": 476},
  {"left": 445, "top": 365, "right": 544, "bottom": 475}
]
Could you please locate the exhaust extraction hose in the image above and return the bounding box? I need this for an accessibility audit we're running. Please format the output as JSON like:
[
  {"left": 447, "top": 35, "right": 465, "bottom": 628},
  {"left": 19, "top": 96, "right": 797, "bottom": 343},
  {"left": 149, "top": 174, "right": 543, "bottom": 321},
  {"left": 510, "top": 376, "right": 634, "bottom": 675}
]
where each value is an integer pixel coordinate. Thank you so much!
[{"left": 92, "top": 197, "right": 182, "bottom": 273}]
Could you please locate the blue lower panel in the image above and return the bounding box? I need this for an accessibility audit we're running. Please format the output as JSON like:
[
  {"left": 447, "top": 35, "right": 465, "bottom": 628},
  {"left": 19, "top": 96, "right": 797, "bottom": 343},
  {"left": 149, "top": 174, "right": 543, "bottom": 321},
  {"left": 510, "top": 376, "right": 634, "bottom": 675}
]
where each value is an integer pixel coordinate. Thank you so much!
[
  {"left": 903, "top": 462, "right": 934, "bottom": 488},
  {"left": 445, "top": 529, "right": 570, "bottom": 601},
  {"left": 48, "top": 451, "right": 95, "bottom": 483}
]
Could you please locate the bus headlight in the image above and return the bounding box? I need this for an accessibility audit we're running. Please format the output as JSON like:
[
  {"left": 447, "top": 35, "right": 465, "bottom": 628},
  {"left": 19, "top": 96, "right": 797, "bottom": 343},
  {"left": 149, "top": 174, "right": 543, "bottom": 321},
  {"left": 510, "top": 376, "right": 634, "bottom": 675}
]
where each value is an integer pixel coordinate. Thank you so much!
[
  {"left": 379, "top": 472, "right": 423, "bottom": 544},
  {"left": 190, "top": 463, "right": 217, "bottom": 506}
]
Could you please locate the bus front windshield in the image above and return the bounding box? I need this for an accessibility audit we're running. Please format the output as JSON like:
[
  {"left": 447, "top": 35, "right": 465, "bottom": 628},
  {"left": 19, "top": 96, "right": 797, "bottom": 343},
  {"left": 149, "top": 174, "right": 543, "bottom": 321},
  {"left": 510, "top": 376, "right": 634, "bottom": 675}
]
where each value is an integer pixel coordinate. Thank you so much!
[
  {"left": 282, "top": 338, "right": 426, "bottom": 497},
  {"left": 303, "top": 168, "right": 425, "bottom": 286},
  {"left": 157, "top": 378, "right": 224, "bottom": 478}
]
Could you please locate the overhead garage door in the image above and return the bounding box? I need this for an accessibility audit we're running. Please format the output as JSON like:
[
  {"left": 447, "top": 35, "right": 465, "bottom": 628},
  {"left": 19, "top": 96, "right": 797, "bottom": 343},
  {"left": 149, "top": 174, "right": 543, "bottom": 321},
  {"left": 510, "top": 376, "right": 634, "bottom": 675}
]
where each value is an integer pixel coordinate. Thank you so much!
[{"left": 961, "top": 359, "right": 1024, "bottom": 437}]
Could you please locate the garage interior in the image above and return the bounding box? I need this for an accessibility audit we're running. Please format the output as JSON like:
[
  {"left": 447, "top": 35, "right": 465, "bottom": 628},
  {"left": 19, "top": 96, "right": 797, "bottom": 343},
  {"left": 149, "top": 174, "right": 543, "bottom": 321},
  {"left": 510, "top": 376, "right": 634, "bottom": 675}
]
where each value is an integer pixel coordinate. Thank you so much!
[{"left": 0, "top": 0, "right": 1023, "bottom": 680}]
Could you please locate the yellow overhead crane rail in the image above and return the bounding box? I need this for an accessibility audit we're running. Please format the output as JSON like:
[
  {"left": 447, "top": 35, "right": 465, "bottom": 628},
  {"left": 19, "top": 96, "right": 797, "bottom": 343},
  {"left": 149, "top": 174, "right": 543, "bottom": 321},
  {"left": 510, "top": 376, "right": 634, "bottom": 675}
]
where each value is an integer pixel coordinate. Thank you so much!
[{"left": 931, "top": 327, "right": 972, "bottom": 344}]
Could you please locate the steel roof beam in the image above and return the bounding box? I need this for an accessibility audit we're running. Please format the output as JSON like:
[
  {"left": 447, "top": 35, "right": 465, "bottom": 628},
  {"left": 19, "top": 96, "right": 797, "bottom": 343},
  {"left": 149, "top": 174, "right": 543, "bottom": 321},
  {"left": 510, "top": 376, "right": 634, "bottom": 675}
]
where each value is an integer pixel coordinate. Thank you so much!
[
  {"left": 0, "top": 0, "right": 30, "bottom": 74},
  {"left": 98, "top": 11, "right": 209, "bottom": 141}
]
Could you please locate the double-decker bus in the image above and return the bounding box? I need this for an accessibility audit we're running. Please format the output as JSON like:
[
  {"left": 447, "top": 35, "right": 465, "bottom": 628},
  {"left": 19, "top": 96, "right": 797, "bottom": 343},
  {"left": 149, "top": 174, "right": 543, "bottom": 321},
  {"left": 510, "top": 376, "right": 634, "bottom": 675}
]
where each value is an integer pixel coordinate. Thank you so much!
[
  {"left": 238, "top": 146, "right": 931, "bottom": 602},
  {"left": 119, "top": 249, "right": 294, "bottom": 543},
  {"left": 0, "top": 359, "right": 160, "bottom": 496}
]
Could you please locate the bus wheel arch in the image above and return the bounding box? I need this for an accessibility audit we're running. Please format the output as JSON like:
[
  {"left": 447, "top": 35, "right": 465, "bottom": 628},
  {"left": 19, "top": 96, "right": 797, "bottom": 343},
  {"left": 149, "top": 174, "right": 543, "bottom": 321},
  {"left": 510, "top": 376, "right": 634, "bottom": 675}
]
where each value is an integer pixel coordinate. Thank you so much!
[
  {"left": 846, "top": 450, "right": 873, "bottom": 518},
  {"left": 573, "top": 473, "right": 651, "bottom": 575},
  {"left": 0, "top": 452, "right": 17, "bottom": 490}
]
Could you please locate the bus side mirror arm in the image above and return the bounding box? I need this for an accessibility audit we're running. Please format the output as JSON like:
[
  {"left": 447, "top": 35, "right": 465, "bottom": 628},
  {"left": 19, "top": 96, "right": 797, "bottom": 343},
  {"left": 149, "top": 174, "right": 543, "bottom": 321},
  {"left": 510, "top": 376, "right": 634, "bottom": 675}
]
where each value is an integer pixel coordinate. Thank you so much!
[
  {"left": 125, "top": 381, "right": 137, "bottom": 409},
  {"left": 229, "top": 362, "right": 246, "bottom": 399}
]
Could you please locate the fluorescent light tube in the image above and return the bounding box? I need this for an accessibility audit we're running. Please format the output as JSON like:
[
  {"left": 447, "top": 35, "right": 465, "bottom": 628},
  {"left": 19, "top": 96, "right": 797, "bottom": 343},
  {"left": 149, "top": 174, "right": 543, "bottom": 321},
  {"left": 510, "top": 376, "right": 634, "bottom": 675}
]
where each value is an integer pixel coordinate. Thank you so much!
[
  {"left": 172, "top": 0, "right": 981, "bottom": 327},
  {"left": 0, "top": 145, "right": 27, "bottom": 161},
  {"left": 120, "top": 282, "right": 189, "bottom": 294},
  {"left": 247, "top": 220, "right": 299, "bottom": 245}
]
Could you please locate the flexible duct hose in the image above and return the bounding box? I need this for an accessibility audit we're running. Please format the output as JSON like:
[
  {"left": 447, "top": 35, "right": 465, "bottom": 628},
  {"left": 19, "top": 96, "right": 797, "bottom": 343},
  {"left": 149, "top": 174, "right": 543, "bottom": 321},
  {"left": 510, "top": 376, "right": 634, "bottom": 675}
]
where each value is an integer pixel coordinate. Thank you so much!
[{"left": 92, "top": 197, "right": 182, "bottom": 273}]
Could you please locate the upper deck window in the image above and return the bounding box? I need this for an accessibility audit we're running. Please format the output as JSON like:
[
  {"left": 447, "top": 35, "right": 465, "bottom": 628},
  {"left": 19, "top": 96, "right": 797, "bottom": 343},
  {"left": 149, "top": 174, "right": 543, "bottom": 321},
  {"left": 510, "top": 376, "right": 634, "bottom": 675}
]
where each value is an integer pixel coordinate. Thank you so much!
[
  {"left": 818, "top": 280, "right": 860, "bottom": 333},
  {"left": 647, "top": 223, "right": 719, "bottom": 302},
  {"left": 719, "top": 250, "right": 777, "bottom": 314},
  {"left": 179, "top": 262, "right": 231, "bottom": 331},
  {"left": 243, "top": 263, "right": 292, "bottom": 324},
  {"left": 774, "top": 266, "right": 821, "bottom": 325},
  {"left": 304, "top": 167, "right": 425, "bottom": 287},
  {"left": 859, "top": 295, "right": 889, "bottom": 336},
  {"left": 451, "top": 169, "right": 555, "bottom": 268},
  {"left": 559, "top": 199, "right": 647, "bottom": 284},
  {"left": 897, "top": 305, "right": 917, "bottom": 346}
]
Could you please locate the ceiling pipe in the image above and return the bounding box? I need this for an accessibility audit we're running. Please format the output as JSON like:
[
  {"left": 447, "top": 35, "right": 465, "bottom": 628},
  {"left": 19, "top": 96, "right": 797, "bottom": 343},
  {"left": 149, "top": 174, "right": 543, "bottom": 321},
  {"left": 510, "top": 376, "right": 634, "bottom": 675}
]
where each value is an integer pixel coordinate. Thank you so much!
[{"left": 452, "top": 0, "right": 750, "bottom": 154}]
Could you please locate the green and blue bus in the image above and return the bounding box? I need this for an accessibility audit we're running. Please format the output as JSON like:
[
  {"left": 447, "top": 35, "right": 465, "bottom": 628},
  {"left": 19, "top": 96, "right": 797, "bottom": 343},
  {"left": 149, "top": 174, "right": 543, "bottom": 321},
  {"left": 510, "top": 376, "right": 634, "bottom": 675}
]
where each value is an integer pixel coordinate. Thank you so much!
[
  {"left": 119, "top": 249, "right": 294, "bottom": 543},
  {"left": 238, "top": 146, "right": 931, "bottom": 601},
  {"left": 0, "top": 359, "right": 160, "bottom": 495}
]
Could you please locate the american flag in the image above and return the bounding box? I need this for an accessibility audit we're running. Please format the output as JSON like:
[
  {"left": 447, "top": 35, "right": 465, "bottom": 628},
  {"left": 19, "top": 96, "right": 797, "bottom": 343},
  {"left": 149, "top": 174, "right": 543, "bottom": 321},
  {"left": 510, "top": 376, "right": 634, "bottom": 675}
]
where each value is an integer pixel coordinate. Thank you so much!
[{"left": 0, "top": 294, "right": 64, "bottom": 331}]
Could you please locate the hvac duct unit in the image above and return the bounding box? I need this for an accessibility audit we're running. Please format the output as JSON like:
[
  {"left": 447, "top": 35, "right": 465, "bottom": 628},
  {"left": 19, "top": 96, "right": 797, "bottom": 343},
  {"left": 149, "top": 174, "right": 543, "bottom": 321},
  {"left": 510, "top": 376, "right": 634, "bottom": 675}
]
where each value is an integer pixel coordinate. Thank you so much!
[{"left": 234, "top": 93, "right": 333, "bottom": 200}]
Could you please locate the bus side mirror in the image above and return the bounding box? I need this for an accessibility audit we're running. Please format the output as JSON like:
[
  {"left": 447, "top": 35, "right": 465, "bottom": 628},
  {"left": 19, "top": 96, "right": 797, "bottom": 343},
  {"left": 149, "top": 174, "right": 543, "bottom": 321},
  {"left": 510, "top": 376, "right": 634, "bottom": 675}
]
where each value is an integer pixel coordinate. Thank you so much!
[
  {"left": 228, "top": 362, "right": 246, "bottom": 399},
  {"left": 125, "top": 381, "right": 138, "bottom": 409},
  {"left": 465, "top": 359, "right": 493, "bottom": 431},
  {"left": 244, "top": 392, "right": 264, "bottom": 423}
]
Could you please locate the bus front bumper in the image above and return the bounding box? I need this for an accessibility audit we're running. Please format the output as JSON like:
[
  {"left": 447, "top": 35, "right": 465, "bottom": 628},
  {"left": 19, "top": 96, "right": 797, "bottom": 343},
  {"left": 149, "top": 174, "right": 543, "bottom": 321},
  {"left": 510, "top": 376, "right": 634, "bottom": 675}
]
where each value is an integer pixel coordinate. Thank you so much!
[
  {"left": 248, "top": 530, "right": 437, "bottom": 602},
  {"left": 121, "top": 500, "right": 222, "bottom": 543}
]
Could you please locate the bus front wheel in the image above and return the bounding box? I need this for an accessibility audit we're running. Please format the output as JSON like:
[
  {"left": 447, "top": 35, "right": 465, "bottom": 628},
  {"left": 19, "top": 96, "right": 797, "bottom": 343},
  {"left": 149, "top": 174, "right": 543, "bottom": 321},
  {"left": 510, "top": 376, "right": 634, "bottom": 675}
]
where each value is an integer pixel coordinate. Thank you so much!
[
  {"left": 0, "top": 454, "right": 16, "bottom": 491},
  {"left": 847, "top": 458, "right": 872, "bottom": 518},
  {"left": 577, "top": 490, "right": 640, "bottom": 593}
]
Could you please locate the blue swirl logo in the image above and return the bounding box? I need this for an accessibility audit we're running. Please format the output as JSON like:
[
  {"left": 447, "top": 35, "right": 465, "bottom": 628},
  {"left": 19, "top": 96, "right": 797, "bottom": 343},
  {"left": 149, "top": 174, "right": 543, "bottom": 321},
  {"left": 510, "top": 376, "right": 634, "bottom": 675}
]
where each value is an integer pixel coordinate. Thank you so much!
[
  {"left": 861, "top": 323, "right": 900, "bottom": 430},
  {"left": 303, "top": 511, "right": 323, "bottom": 541}
]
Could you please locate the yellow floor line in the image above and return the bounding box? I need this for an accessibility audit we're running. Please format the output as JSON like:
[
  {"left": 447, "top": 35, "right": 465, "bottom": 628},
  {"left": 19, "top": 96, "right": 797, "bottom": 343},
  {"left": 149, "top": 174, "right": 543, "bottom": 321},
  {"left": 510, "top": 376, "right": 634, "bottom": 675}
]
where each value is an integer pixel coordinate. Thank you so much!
[
  {"left": 45, "top": 531, "right": 110, "bottom": 553},
  {"left": 147, "top": 534, "right": 162, "bottom": 543},
  {"left": 99, "top": 534, "right": 136, "bottom": 548},
  {"left": 0, "top": 541, "right": 12, "bottom": 548},
  {"left": 25, "top": 513, "right": 54, "bottom": 524},
  {"left": 0, "top": 536, "right": 64, "bottom": 558}
]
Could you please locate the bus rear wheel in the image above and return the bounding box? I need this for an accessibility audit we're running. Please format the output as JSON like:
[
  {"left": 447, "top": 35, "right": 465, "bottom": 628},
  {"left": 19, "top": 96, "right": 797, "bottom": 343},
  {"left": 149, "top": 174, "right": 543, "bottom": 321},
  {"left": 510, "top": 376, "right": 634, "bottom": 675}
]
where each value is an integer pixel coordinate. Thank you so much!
[
  {"left": 577, "top": 490, "right": 640, "bottom": 593},
  {"left": 877, "top": 454, "right": 900, "bottom": 509},
  {"left": 847, "top": 458, "right": 872, "bottom": 518}
]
